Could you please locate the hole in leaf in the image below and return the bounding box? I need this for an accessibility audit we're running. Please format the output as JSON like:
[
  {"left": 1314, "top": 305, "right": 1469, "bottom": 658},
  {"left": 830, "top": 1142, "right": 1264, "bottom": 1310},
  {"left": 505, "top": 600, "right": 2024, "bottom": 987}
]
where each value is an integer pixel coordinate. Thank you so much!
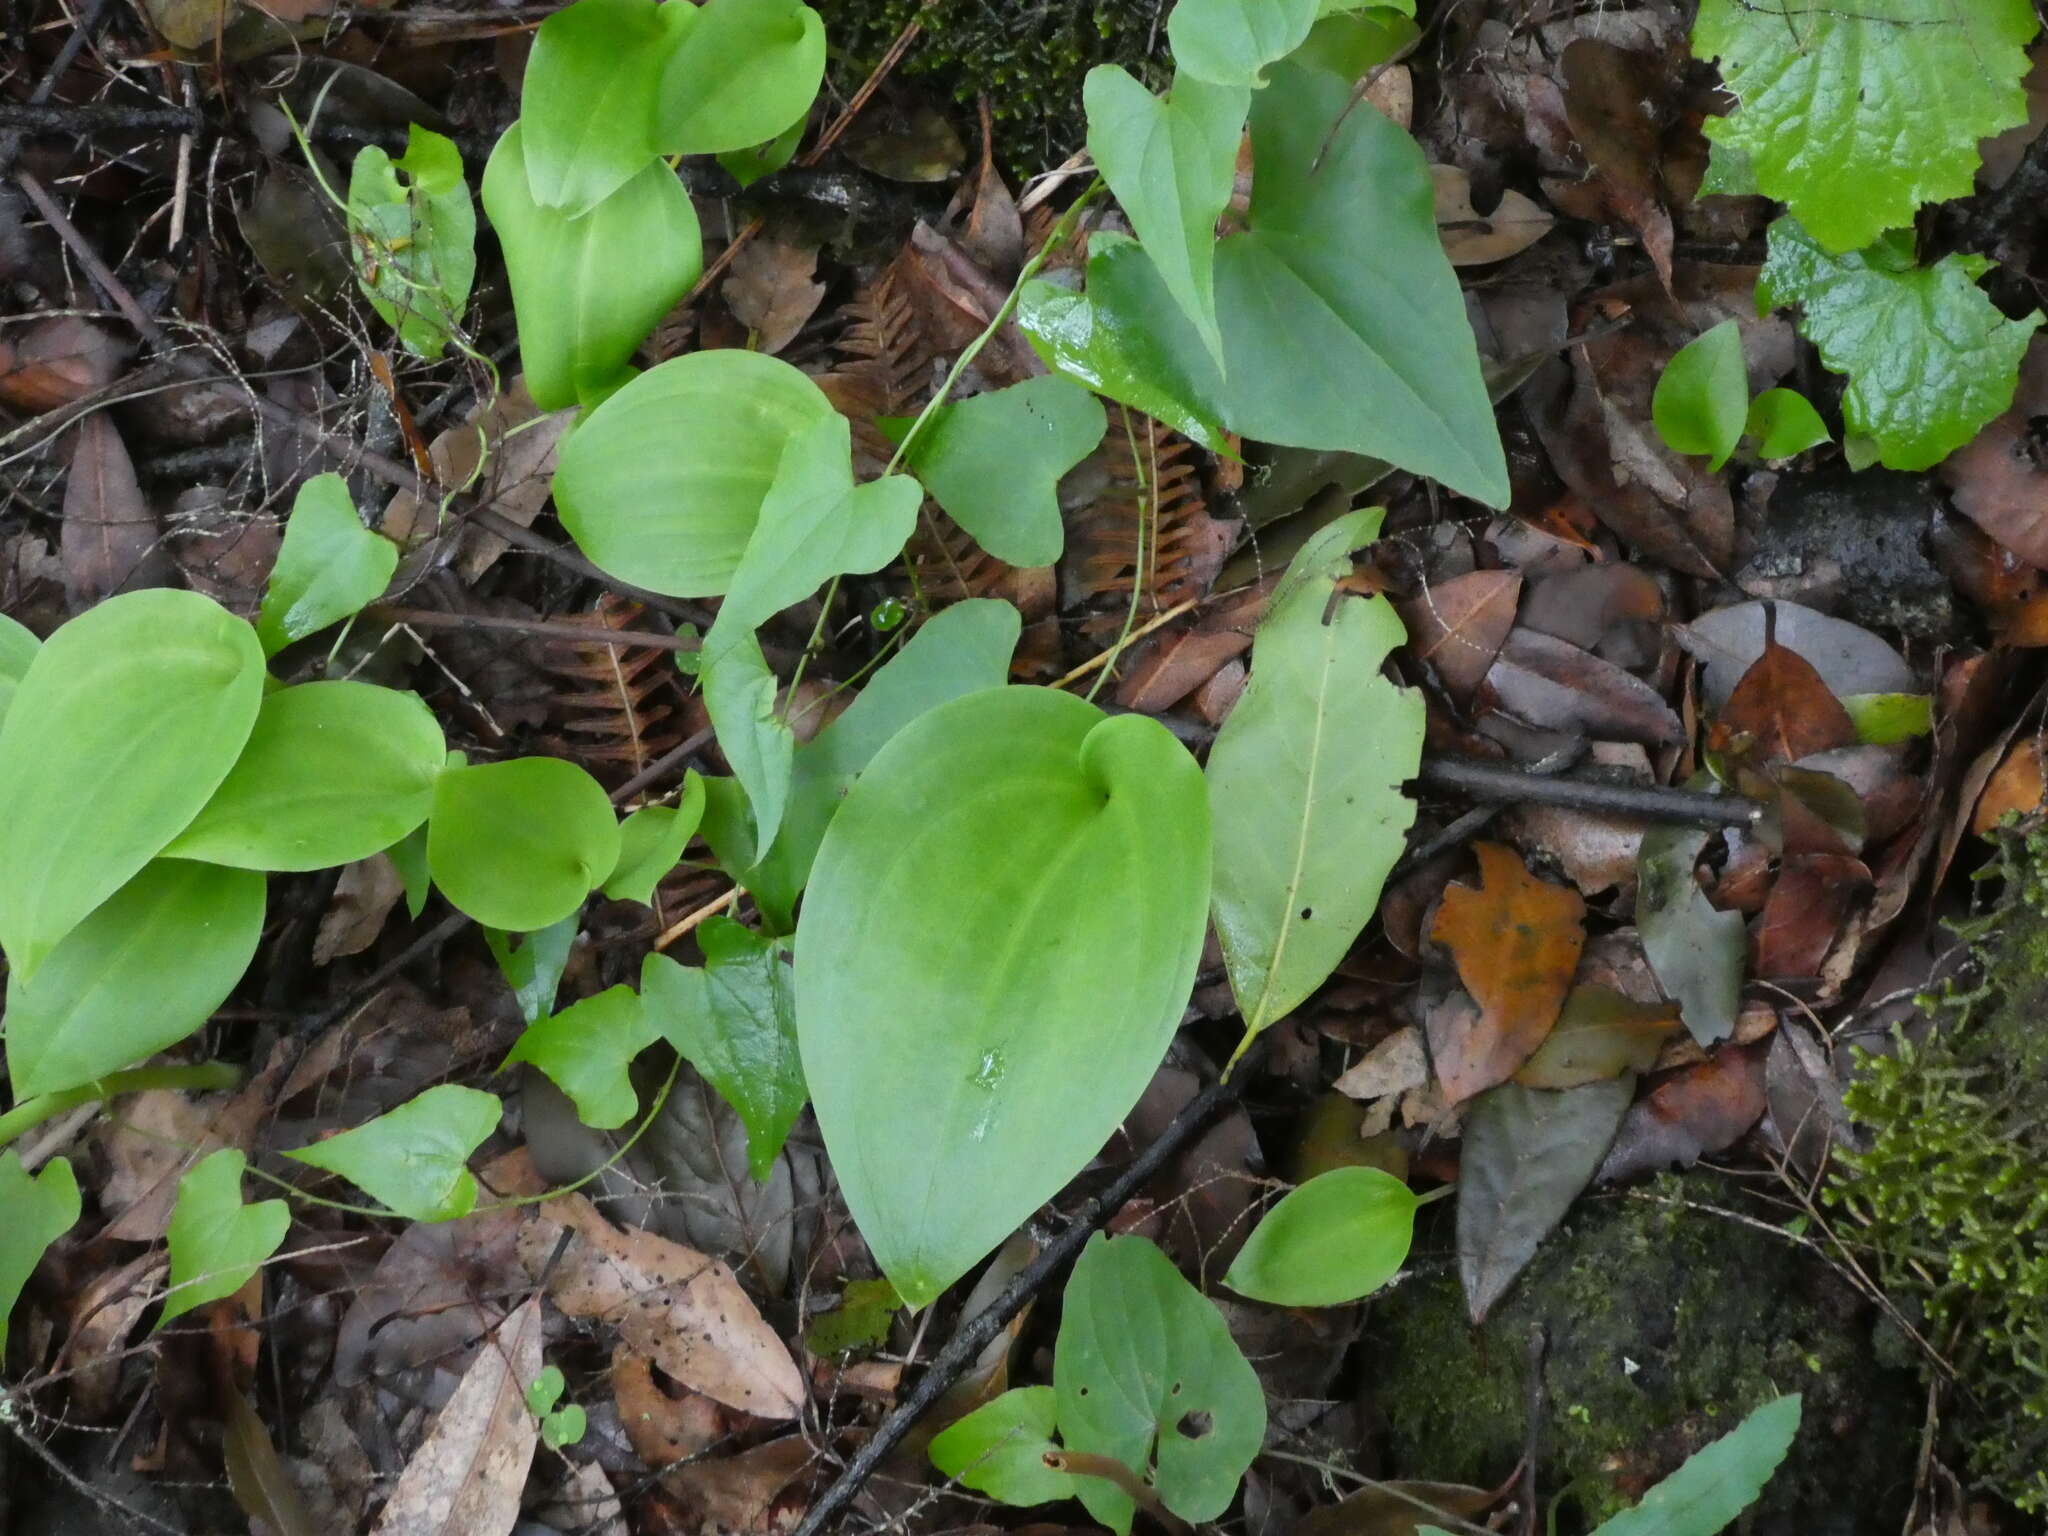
[
  {"left": 1176, "top": 1410, "right": 1212, "bottom": 1440},
  {"left": 1300, "top": 907, "right": 1313, "bottom": 920}
]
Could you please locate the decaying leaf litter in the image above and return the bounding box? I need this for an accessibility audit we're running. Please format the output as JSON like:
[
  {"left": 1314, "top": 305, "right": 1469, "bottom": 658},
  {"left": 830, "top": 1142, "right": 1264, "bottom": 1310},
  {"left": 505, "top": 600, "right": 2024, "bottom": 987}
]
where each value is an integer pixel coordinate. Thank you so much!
[{"left": 3, "top": 0, "right": 2048, "bottom": 1532}]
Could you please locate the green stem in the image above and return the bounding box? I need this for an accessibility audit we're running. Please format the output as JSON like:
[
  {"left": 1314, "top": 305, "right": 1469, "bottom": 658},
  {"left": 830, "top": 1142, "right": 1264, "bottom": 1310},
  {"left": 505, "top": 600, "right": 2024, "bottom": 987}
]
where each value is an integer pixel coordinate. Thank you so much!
[
  {"left": 1415, "top": 1181, "right": 1457, "bottom": 1206},
  {"left": 0, "top": 1062, "right": 243, "bottom": 1149}
]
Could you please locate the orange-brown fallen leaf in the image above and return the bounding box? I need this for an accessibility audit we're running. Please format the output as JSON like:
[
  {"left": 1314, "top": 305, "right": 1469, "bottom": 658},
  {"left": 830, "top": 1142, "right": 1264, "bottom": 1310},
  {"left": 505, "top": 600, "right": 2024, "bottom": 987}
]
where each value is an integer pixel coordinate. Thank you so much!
[
  {"left": 1712, "top": 636, "right": 1857, "bottom": 766},
  {"left": 1973, "top": 738, "right": 2046, "bottom": 834},
  {"left": 1427, "top": 842, "right": 1587, "bottom": 1102}
]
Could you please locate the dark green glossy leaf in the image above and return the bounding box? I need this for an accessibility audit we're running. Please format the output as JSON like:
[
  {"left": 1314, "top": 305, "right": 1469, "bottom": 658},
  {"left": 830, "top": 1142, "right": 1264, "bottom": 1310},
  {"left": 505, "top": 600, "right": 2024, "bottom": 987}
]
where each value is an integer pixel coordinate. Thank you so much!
[
  {"left": 427, "top": 756, "right": 620, "bottom": 931},
  {"left": 284, "top": 1084, "right": 502, "bottom": 1221},
  {"left": 346, "top": 126, "right": 475, "bottom": 359},
  {"left": 0, "top": 1153, "right": 79, "bottom": 1352},
  {"left": 1223, "top": 1167, "right": 1418, "bottom": 1306},
  {"left": 257, "top": 475, "right": 395, "bottom": 656},
  {"left": 503, "top": 984, "right": 659, "bottom": 1129},
  {"left": 160, "top": 1148, "right": 290, "bottom": 1327}
]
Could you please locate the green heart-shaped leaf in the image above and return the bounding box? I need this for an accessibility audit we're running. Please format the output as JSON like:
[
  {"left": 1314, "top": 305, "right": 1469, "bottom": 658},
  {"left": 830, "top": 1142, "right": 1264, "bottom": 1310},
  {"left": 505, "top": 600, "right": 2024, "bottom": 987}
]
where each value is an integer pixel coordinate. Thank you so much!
[
  {"left": 257, "top": 475, "right": 396, "bottom": 656},
  {"left": 165, "top": 681, "right": 445, "bottom": 871},
  {"left": 929, "top": 1387, "right": 1087, "bottom": 1507},
  {"left": 1222, "top": 1166, "right": 1419, "bottom": 1306},
  {"left": 797, "top": 688, "right": 1210, "bottom": 1307},
  {"left": 160, "top": 1149, "right": 290, "bottom": 1327},
  {"left": 0, "top": 1152, "right": 79, "bottom": 1353},
  {"left": 481, "top": 124, "right": 702, "bottom": 411},
  {"left": 1056, "top": 1234, "right": 1265, "bottom": 1532},
  {"left": 655, "top": 0, "right": 824, "bottom": 155},
  {"left": 519, "top": 0, "right": 692, "bottom": 216},
  {"left": 285, "top": 1084, "right": 502, "bottom": 1221},
  {"left": 4, "top": 859, "right": 266, "bottom": 1099},
  {"left": 0, "top": 589, "right": 264, "bottom": 981},
  {"left": 428, "top": 756, "right": 621, "bottom": 932},
  {"left": 1168, "top": 0, "right": 1319, "bottom": 85},
  {"left": 550, "top": 349, "right": 838, "bottom": 596},
  {"left": 1744, "top": 387, "right": 1831, "bottom": 461},
  {"left": 605, "top": 771, "right": 706, "bottom": 904},
  {"left": 503, "top": 984, "right": 658, "bottom": 1129}
]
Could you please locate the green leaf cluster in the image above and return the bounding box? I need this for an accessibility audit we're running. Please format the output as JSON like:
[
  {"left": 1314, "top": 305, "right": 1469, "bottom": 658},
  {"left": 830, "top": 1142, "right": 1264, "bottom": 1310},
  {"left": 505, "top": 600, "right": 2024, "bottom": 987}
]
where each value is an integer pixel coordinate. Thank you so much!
[{"left": 1652, "top": 321, "right": 1830, "bottom": 473}]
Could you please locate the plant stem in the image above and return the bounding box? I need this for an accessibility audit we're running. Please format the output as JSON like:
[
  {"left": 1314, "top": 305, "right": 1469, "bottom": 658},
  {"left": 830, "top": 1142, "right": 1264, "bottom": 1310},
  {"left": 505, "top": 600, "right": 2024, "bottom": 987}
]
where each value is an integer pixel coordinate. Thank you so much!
[{"left": 0, "top": 1062, "right": 243, "bottom": 1150}]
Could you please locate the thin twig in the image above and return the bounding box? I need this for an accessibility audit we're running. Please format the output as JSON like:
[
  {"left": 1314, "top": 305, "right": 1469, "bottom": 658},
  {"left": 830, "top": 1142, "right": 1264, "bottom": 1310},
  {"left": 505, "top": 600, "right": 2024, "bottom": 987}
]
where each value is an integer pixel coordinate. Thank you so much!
[
  {"left": 787, "top": 1041, "right": 1268, "bottom": 1536},
  {"left": 1052, "top": 598, "right": 1200, "bottom": 691},
  {"left": 1416, "top": 756, "right": 1763, "bottom": 828},
  {"left": 653, "top": 886, "right": 740, "bottom": 951},
  {"left": 365, "top": 604, "right": 701, "bottom": 653}
]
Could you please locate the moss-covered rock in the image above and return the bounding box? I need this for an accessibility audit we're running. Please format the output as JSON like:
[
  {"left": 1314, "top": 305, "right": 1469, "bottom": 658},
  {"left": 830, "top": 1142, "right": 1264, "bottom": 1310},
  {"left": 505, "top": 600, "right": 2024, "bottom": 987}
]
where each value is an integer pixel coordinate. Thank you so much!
[
  {"left": 1364, "top": 1183, "right": 1923, "bottom": 1534},
  {"left": 1829, "top": 823, "right": 2048, "bottom": 1513},
  {"left": 830, "top": 0, "right": 1173, "bottom": 175}
]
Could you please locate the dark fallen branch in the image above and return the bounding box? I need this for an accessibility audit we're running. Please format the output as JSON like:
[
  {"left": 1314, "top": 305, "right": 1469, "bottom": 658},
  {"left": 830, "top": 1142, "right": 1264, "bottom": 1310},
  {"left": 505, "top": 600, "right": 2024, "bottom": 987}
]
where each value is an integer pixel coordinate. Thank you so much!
[
  {"left": 0, "top": 100, "right": 201, "bottom": 137},
  {"left": 788, "top": 1041, "right": 1267, "bottom": 1536},
  {"left": 0, "top": 0, "right": 118, "bottom": 179},
  {"left": 1416, "top": 756, "right": 1762, "bottom": 829}
]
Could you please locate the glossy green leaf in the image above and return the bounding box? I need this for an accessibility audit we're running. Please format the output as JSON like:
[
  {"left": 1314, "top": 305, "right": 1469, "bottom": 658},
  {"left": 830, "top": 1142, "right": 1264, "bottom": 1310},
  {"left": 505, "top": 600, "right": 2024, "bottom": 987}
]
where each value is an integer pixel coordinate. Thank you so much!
[
  {"left": 1056, "top": 1233, "right": 1265, "bottom": 1531},
  {"left": 1842, "top": 691, "right": 1932, "bottom": 746},
  {"left": 1652, "top": 320, "right": 1747, "bottom": 471},
  {"left": 484, "top": 916, "right": 578, "bottom": 1023},
  {"left": 503, "top": 984, "right": 659, "bottom": 1129},
  {"left": 605, "top": 771, "right": 706, "bottom": 903},
  {"left": 929, "top": 1387, "right": 1087, "bottom": 1507},
  {"left": 642, "top": 916, "right": 802, "bottom": 1178},
  {"left": 1457, "top": 1079, "right": 1632, "bottom": 1324},
  {"left": 1744, "top": 387, "right": 1830, "bottom": 461},
  {"left": 718, "top": 115, "right": 805, "bottom": 189},
  {"left": 541, "top": 1404, "right": 586, "bottom": 1450},
  {"left": 0, "top": 589, "right": 264, "bottom": 981},
  {"left": 1085, "top": 66, "right": 1245, "bottom": 366},
  {"left": 4, "top": 860, "right": 266, "bottom": 1099},
  {"left": 1025, "top": 64, "right": 1507, "bottom": 506},
  {"left": 527, "top": 1365, "right": 566, "bottom": 1415},
  {"left": 1169, "top": 0, "right": 1318, "bottom": 85},
  {"left": 427, "top": 756, "right": 621, "bottom": 932},
  {"left": 1759, "top": 219, "right": 2042, "bottom": 471},
  {"left": 347, "top": 125, "right": 476, "bottom": 359},
  {"left": 520, "top": 0, "right": 691, "bottom": 216},
  {"left": 551, "top": 350, "right": 839, "bottom": 596},
  {"left": 797, "top": 689, "right": 1211, "bottom": 1307},
  {"left": 1590, "top": 1394, "right": 1802, "bottom": 1536},
  {"left": 0, "top": 612, "right": 38, "bottom": 728},
  {"left": 1018, "top": 235, "right": 1231, "bottom": 452},
  {"left": 1694, "top": 0, "right": 2035, "bottom": 253},
  {"left": 284, "top": 1084, "right": 502, "bottom": 1221},
  {"left": 164, "top": 681, "right": 444, "bottom": 871},
  {"left": 737, "top": 599, "right": 1020, "bottom": 931},
  {"left": 702, "top": 632, "right": 797, "bottom": 856},
  {"left": 656, "top": 0, "right": 824, "bottom": 155},
  {"left": 160, "top": 1149, "right": 290, "bottom": 1327},
  {"left": 1222, "top": 1166, "right": 1418, "bottom": 1306},
  {"left": 881, "top": 375, "right": 1106, "bottom": 567},
  {"left": 0, "top": 1153, "right": 79, "bottom": 1353},
  {"left": 481, "top": 124, "right": 702, "bottom": 412},
  {"left": 1207, "top": 508, "right": 1422, "bottom": 1048},
  {"left": 257, "top": 474, "right": 396, "bottom": 656},
  {"left": 1638, "top": 823, "right": 1744, "bottom": 1047}
]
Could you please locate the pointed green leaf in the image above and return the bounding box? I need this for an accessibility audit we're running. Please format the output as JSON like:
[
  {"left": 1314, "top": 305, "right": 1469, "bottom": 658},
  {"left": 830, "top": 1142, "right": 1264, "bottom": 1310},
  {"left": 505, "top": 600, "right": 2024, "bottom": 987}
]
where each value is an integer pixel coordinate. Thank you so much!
[
  {"left": 160, "top": 1149, "right": 290, "bottom": 1327},
  {"left": 0, "top": 612, "right": 39, "bottom": 728},
  {"left": 929, "top": 1387, "right": 1087, "bottom": 1507},
  {"left": 656, "top": 0, "right": 824, "bottom": 155},
  {"left": 484, "top": 916, "right": 579, "bottom": 1023},
  {"left": 797, "top": 690, "right": 1210, "bottom": 1307},
  {"left": 284, "top": 1084, "right": 502, "bottom": 1221},
  {"left": 390, "top": 821, "right": 431, "bottom": 920},
  {"left": 1207, "top": 508, "right": 1422, "bottom": 1045},
  {"left": 347, "top": 126, "right": 476, "bottom": 359},
  {"left": 550, "top": 349, "right": 839, "bottom": 596},
  {"left": 257, "top": 475, "right": 396, "bottom": 656},
  {"left": 164, "top": 681, "right": 444, "bottom": 871},
  {"left": 481, "top": 124, "right": 702, "bottom": 411},
  {"left": 702, "top": 631, "right": 796, "bottom": 857},
  {"left": 0, "top": 589, "right": 264, "bottom": 981},
  {"left": 503, "top": 984, "right": 659, "bottom": 1129},
  {"left": 520, "top": 0, "right": 692, "bottom": 216},
  {"left": 1222, "top": 1167, "right": 1419, "bottom": 1306},
  {"left": 718, "top": 115, "right": 805, "bottom": 189},
  {"left": 1652, "top": 320, "right": 1747, "bottom": 471},
  {"left": 1694, "top": 0, "right": 2035, "bottom": 254},
  {"left": 1589, "top": 1394, "right": 1802, "bottom": 1536},
  {"left": 1759, "top": 218, "right": 2041, "bottom": 471},
  {"left": 642, "top": 917, "right": 801, "bottom": 1177},
  {"left": 1169, "top": 0, "right": 1319, "bottom": 86},
  {"left": 1084, "top": 66, "right": 1246, "bottom": 366},
  {"left": 740, "top": 599, "right": 1020, "bottom": 931},
  {"left": 605, "top": 771, "right": 706, "bottom": 903},
  {"left": 1056, "top": 1234, "right": 1265, "bottom": 1532},
  {"left": 427, "top": 756, "right": 621, "bottom": 931},
  {"left": 880, "top": 375, "right": 1107, "bottom": 566},
  {"left": 5, "top": 860, "right": 266, "bottom": 1099},
  {"left": 0, "top": 1153, "right": 79, "bottom": 1353},
  {"left": 1744, "top": 387, "right": 1830, "bottom": 461}
]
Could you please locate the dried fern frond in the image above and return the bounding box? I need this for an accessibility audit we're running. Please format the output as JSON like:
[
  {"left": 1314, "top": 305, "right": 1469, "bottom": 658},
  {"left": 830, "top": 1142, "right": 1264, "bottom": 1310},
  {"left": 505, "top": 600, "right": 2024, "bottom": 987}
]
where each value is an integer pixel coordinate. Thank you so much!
[
  {"left": 1066, "top": 412, "right": 1237, "bottom": 638},
  {"left": 543, "top": 596, "right": 688, "bottom": 784}
]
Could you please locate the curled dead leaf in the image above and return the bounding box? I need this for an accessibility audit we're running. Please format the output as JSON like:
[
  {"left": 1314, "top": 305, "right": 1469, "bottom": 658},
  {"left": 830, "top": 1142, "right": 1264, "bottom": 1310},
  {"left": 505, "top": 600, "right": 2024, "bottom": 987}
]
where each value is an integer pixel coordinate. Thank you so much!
[{"left": 1432, "top": 166, "right": 1554, "bottom": 266}]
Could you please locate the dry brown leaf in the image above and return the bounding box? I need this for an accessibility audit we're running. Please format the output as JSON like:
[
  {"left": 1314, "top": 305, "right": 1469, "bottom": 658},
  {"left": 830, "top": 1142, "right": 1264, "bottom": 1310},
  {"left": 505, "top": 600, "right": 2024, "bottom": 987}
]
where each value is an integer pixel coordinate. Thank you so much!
[
  {"left": 615, "top": 1347, "right": 726, "bottom": 1470},
  {"left": 1974, "top": 737, "right": 2046, "bottom": 833},
  {"left": 224, "top": 1386, "right": 320, "bottom": 1536},
  {"left": 669, "top": 1435, "right": 818, "bottom": 1534},
  {"left": 724, "top": 236, "right": 827, "bottom": 356},
  {"left": 1431, "top": 166, "right": 1554, "bottom": 266},
  {"left": 1597, "top": 1043, "right": 1769, "bottom": 1183},
  {"left": 1396, "top": 569, "right": 1521, "bottom": 699},
  {"left": 314, "top": 853, "right": 407, "bottom": 965},
  {"left": 1711, "top": 636, "right": 1859, "bottom": 765},
  {"left": 1482, "top": 626, "right": 1684, "bottom": 746},
  {"left": 520, "top": 1193, "right": 803, "bottom": 1418},
  {"left": 368, "top": 1296, "right": 542, "bottom": 1536},
  {"left": 1941, "top": 336, "right": 2048, "bottom": 568},
  {"left": 1427, "top": 842, "right": 1587, "bottom": 1102},
  {"left": 543, "top": 596, "right": 690, "bottom": 783},
  {"left": 61, "top": 1252, "right": 161, "bottom": 1418},
  {"left": 61, "top": 414, "right": 166, "bottom": 609},
  {"left": 0, "top": 317, "right": 129, "bottom": 413},
  {"left": 1752, "top": 853, "right": 1871, "bottom": 982},
  {"left": 1332, "top": 1027, "right": 1429, "bottom": 1102},
  {"left": 1560, "top": 39, "right": 1675, "bottom": 289}
]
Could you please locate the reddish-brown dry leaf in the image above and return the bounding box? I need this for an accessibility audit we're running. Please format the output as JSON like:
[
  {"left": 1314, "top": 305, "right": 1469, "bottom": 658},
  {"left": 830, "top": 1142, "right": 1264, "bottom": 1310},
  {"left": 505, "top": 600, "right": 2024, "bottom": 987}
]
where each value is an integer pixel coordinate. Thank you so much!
[
  {"left": 1482, "top": 626, "right": 1684, "bottom": 746},
  {"left": 1297, "top": 1477, "right": 1500, "bottom": 1536},
  {"left": 1752, "top": 853, "right": 1872, "bottom": 982},
  {"left": 1597, "top": 1043, "right": 1769, "bottom": 1183},
  {"left": 0, "top": 317, "right": 129, "bottom": 413},
  {"left": 368, "top": 1297, "right": 542, "bottom": 1536},
  {"left": 61, "top": 413, "right": 165, "bottom": 608},
  {"left": 1974, "top": 738, "right": 2047, "bottom": 833},
  {"left": 669, "top": 1435, "right": 818, "bottom": 1533},
  {"left": 1713, "top": 638, "right": 1858, "bottom": 765},
  {"left": 1427, "top": 842, "right": 1587, "bottom": 1102},
  {"left": 1431, "top": 166, "right": 1554, "bottom": 267},
  {"left": 519, "top": 1193, "right": 803, "bottom": 1418},
  {"left": 1114, "top": 581, "right": 1269, "bottom": 712},
  {"left": 614, "top": 1347, "right": 725, "bottom": 1472},
  {"left": 1560, "top": 39, "right": 1675, "bottom": 290},
  {"left": 1396, "top": 570, "right": 1521, "bottom": 699},
  {"left": 1518, "top": 562, "right": 1665, "bottom": 658},
  {"left": 1941, "top": 336, "right": 2048, "bottom": 568}
]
